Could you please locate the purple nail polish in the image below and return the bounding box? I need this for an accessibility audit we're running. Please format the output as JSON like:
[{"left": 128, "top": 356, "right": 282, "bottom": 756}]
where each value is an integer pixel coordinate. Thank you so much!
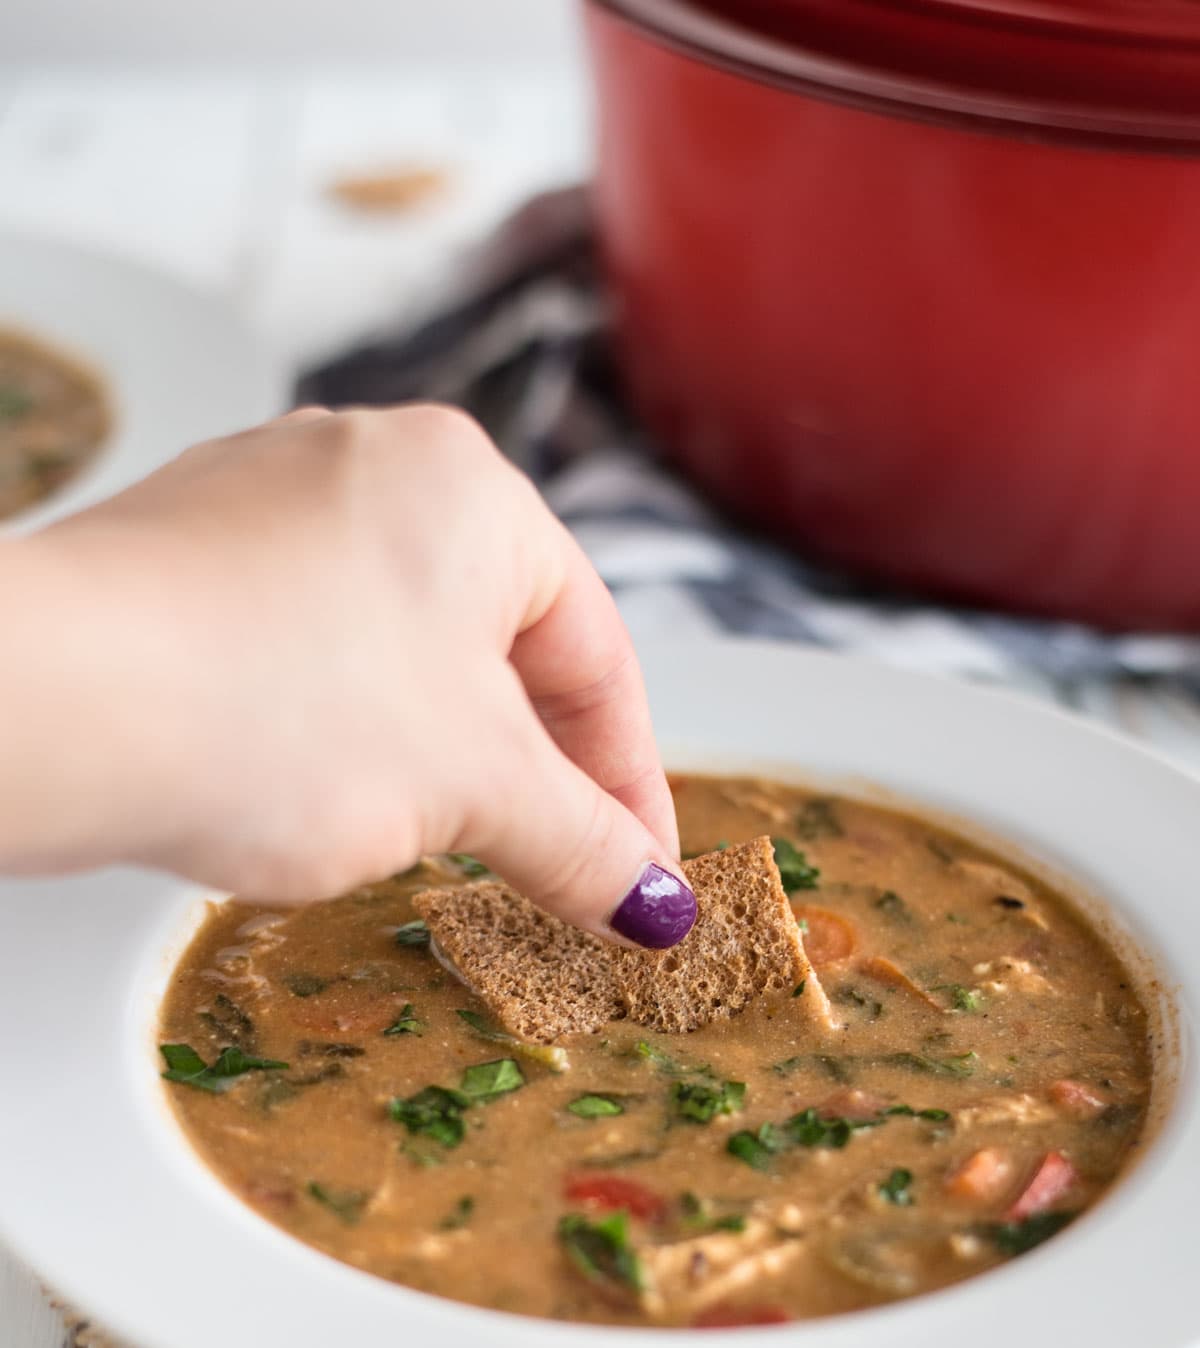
[{"left": 610, "top": 863, "right": 697, "bottom": 949}]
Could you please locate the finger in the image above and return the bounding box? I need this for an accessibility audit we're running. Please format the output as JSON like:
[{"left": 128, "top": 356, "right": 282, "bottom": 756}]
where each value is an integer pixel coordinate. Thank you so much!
[
  {"left": 457, "top": 670, "right": 696, "bottom": 949},
  {"left": 510, "top": 533, "right": 680, "bottom": 861}
]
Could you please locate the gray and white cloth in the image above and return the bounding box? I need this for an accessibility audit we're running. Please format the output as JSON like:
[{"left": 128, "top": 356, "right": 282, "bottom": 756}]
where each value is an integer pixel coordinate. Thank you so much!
[{"left": 299, "top": 187, "right": 1200, "bottom": 704}]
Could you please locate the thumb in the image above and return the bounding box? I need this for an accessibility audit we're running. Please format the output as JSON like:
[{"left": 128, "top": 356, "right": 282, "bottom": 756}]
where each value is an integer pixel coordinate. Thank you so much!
[{"left": 457, "top": 684, "right": 696, "bottom": 950}]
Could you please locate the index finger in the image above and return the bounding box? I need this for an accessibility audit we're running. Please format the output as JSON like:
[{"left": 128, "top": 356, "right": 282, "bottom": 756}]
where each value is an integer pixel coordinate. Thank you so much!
[{"left": 508, "top": 534, "right": 680, "bottom": 861}]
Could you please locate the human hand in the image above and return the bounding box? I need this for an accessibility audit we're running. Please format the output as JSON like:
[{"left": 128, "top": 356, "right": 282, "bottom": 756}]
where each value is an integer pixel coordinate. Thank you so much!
[{"left": 0, "top": 406, "right": 695, "bottom": 947}]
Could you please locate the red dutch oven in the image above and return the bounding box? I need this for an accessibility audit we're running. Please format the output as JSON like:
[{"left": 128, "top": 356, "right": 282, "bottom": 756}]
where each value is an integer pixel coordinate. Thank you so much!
[{"left": 583, "top": 0, "right": 1200, "bottom": 629}]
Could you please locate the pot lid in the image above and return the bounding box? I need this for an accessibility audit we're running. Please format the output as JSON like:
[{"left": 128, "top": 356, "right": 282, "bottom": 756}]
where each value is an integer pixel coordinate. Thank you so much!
[{"left": 600, "top": 0, "right": 1200, "bottom": 145}]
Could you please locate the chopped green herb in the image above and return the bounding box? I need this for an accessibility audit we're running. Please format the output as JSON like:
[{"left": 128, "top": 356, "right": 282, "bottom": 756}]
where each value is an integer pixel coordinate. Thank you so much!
[
  {"left": 946, "top": 913, "right": 969, "bottom": 925},
  {"left": 786, "top": 1107, "right": 880, "bottom": 1150},
  {"left": 633, "top": 1040, "right": 689, "bottom": 1075},
  {"left": 792, "top": 980, "right": 806, "bottom": 998},
  {"left": 197, "top": 993, "right": 256, "bottom": 1050},
  {"left": 713, "top": 1215, "right": 747, "bottom": 1232},
  {"left": 984, "top": 1211, "right": 1076, "bottom": 1256},
  {"left": 726, "top": 1123, "right": 786, "bottom": 1171},
  {"left": 455, "top": 1008, "right": 570, "bottom": 1072},
  {"left": 298, "top": 1040, "right": 364, "bottom": 1058},
  {"left": 879, "top": 1168, "right": 915, "bottom": 1206},
  {"left": 882, "top": 1105, "right": 951, "bottom": 1122},
  {"left": 395, "top": 920, "right": 431, "bottom": 947},
  {"left": 160, "top": 1044, "right": 288, "bottom": 1093},
  {"left": 794, "top": 798, "right": 843, "bottom": 840},
  {"left": 0, "top": 386, "right": 33, "bottom": 421},
  {"left": 559, "top": 1211, "right": 643, "bottom": 1291},
  {"left": 448, "top": 853, "right": 490, "bottom": 877},
  {"left": 874, "top": 890, "right": 911, "bottom": 921},
  {"left": 459, "top": 1058, "right": 525, "bottom": 1101},
  {"left": 307, "top": 1182, "right": 369, "bottom": 1225},
  {"left": 440, "top": 1195, "right": 476, "bottom": 1230},
  {"left": 949, "top": 985, "right": 984, "bottom": 1013},
  {"left": 383, "top": 1003, "right": 423, "bottom": 1036},
  {"left": 568, "top": 1094, "right": 625, "bottom": 1119},
  {"left": 881, "top": 1050, "right": 978, "bottom": 1078},
  {"left": 283, "top": 973, "right": 329, "bottom": 998},
  {"left": 389, "top": 1085, "right": 470, "bottom": 1148},
  {"left": 772, "top": 838, "right": 820, "bottom": 892},
  {"left": 670, "top": 1079, "right": 745, "bottom": 1124},
  {"left": 401, "top": 1140, "right": 445, "bottom": 1168},
  {"left": 796, "top": 916, "right": 809, "bottom": 932}
]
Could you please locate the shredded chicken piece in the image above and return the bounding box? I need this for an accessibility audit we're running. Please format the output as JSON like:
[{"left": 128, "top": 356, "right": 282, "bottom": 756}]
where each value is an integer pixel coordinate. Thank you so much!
[
  {"left": 637, "top": 1218, "right": 807, "bottom": 1321},
  {"left": 956, "top": 1093, "right": 1058, "bottom": 1129},
  {"left": 970, "top": 956, "right": 1053, "bottom": 995},
  {"left": 949, "top": 1232, "right": 986, "bottom": 1260}
]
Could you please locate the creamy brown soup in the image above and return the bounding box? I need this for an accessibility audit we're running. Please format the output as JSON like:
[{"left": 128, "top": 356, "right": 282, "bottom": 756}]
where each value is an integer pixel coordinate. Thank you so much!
[
  {"left": 159, "top": 776, "right": 1153, "bottom": 1329},
  {"left": 0, "top": 328, "right": 110, "bottom": 519}
]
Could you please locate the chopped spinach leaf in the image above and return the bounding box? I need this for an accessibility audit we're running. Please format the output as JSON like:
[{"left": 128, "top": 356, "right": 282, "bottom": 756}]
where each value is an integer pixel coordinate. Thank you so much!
[
  {"left": 874, "top": 890, "right": 911, "bottom": 921},
  {"left": 440, "top": 1195, "right": 476, "bottom": 1230},
  {"left": 984, "top": 1211, "right": 1076, "bottom": 1256},
  {"left": 297, "top": 1040, "right": 364, "bottom": 1058},
  {"left": 568, "top": 1094, "right": 625, "bottom": 1119},
  {"left": 834, "top": 985, "right": 884, "bottom": 1020},
  {"left": 394, "top": 919, "right": 431, "bottom": 948},
  {"left": 772, "top": 838, "right": 820, "bottom": 892},
  {"left": 448, "top": 853, "right": 490, "bottom": 878},
  {"left": 949, "top": 985, "right": 984, "bottom": 1013},
  {"left": 389, "top": 1085, "right": 470, "bottom": 1148},
  {"left": 879, "top": 1168, "right": 915, "bottom": 1206},
  {"left": 786, "top": 1107, "right": 880, "bottom": 1150},
  {"left": 160, "top": 1043, "right": 288, "bottom": 1093},
  {"left": 383, "top": 1003, "right": 424, "bottom": 1036},
  {"left": 882, "top": 1105, "right": 951, "bottom": 1122},
  {"left": 881, "top": 1050, "right": 978, "bottom": 1078},
  {"left": 283, "top": 972, "right": 329, "bottom": 998},
  {"left": 307, "top": 1182, "right": 369, "bottom": 1225},
  {"left": 455, "top": 1008, "right": 570, "bottom": 1072},
  {"left": 713, "top": 1214, "right": 747, "bottom": 1232},
  {"left": 459, "top": 1058, "right": 525, "bottom": 1101},
  {"left": 792, "top": 980, "right": 806, "bottom": 998},
  {"left": 0, "top": 386, "right": 33, "bottom": 421},
  {"left": 794, "top": 797, "right": 843, "bottom": 840},
  {"left": 197, "top": 993, "right": 256, "bottom": 1050},
  {"left": 559, "top": 1211, "right": 643, "bottom": 1292},
  {"left": 633, "top": 1039, "right": 691, "bottom": 1076},
  {"left": 726, "top": 1123, "right": 786, "bottom": 1171},
  {"left": 670, "top": 1079, "right": 745, "bottom": 1124}
]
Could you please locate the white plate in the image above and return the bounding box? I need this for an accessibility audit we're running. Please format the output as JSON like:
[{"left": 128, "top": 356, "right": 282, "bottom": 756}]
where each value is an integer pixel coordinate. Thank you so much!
[
  {"left": 0, "top": 230, "right": 287, "bottom": 531},
  {"left": 0, "top": 640, "right": 1194, "bottom": 1348}
]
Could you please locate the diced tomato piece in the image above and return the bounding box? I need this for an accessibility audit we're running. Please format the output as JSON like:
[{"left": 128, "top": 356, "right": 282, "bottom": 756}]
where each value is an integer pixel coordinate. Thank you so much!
[
  {"left": 693, "top": 1304, "right": 792, "bottom": 1328},
  {"left": 819, "top": 1087, "right": 892, "bottom": 1122},
  {"left": 860, "top": 955, "right": 945, "bottom": 1011},
  {"left": 792, "top": 905, "right": 857, "bottom": 967},
  {"left": 1048, "top": 1079, "right": 1107, "bottom": 1120},
  {"left": 563, "top": 1173, "right": 668, "bottom": 1224},
  {"left": 945, "top": 1148, "right": 1015, "bottom": 1204},
  {"left": 1005, "top": 1151, "right": 1079, "bottom": 1221}
]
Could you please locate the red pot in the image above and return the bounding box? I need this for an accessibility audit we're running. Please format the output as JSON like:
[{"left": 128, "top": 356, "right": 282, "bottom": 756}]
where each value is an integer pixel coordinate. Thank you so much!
[{"left": 584, "top": 0, "right": 1200, "bottom": 629}]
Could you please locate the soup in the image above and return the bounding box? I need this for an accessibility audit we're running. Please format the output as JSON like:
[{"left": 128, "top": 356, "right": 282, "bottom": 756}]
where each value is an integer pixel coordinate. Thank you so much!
[
  {"left": 158, "top": 776, "right": 1153, "bottom": 1328},
  {"left": 0, "top": 327, "right": 110, "bottom": 519}
]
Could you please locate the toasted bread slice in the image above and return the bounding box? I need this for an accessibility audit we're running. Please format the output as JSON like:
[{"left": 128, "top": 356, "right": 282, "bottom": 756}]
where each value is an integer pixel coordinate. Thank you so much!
[
  {"left": 413, "top": 881, "right": 624, "bottom": 1042},
  {"left": 414, "top": 836, "right": 831, "bottom": 1043},
  {"left": 617, "top": 835, "right": 831, "bottom": 1032}
]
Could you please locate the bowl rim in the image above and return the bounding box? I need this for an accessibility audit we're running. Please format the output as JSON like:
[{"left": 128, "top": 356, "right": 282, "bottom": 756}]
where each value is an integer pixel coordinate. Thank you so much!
[{"left": 0, "top": 637, "right": 1196, "bottom": 1348}]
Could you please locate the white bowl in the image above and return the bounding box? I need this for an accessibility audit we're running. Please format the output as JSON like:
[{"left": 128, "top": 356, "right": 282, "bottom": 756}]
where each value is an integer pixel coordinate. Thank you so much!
[
  {"left": 0, "top": 229, "right": 287, "bottom": 532},
  {"left": 0, "top": 640, "right": 1194, "bottom": 1348}
]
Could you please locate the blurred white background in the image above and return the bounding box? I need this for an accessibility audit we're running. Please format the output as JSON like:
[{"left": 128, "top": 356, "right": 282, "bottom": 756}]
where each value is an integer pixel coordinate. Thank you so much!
[{"left": 0, "top": 0, "right": 582, "bottom": 67}]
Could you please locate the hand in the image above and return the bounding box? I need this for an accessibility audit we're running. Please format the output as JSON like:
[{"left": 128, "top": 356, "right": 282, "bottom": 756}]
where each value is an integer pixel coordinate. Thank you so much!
[{"left": 0, "top": 406, "right": 695, "bottom": 946}]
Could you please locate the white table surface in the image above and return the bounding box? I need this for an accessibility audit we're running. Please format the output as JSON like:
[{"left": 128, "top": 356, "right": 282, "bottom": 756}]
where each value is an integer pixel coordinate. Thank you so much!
[{"left": 4, "top": 54, "right": 1200, "bottom": 1348}]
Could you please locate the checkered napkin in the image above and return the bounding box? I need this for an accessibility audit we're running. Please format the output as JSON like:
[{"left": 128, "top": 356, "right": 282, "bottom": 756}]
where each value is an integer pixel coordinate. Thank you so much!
[{"left": 298, "top": 187, "right": 1200, "bottom": 695}]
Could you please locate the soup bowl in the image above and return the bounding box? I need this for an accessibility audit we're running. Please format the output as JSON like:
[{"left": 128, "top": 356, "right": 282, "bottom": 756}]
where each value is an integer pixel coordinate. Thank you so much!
[{"left": 0, "top": 639, "right": 1195, "bottom": 1347}]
